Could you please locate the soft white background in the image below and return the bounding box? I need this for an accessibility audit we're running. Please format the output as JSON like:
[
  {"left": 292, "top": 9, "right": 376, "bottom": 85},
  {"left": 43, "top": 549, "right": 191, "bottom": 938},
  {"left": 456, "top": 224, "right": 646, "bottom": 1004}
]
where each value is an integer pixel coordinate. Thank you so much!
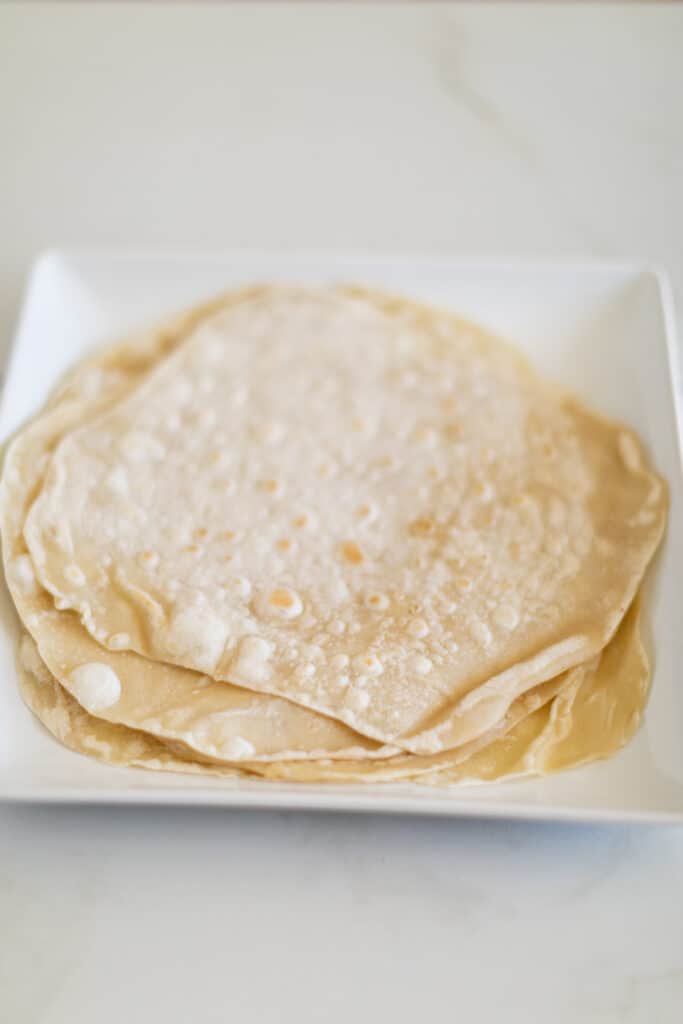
[{"left": 1, "top": 3, "right": 682, "bottom": 1021}]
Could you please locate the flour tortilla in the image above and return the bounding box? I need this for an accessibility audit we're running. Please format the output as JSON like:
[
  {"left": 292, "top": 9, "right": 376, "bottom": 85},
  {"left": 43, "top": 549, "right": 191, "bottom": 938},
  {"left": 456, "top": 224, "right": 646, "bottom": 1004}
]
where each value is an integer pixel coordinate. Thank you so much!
[
  {"left": 1, "top": 361, "right": 572, "bottom": 768},
  {"left": 0, "top": 304, "right": 398, "bottom": 763},
  {"left": 23, "top": 286, "right": 666, "bottom": 755},
  {"left": 17, "top": 597, "right": 646, "bottom": 785}
]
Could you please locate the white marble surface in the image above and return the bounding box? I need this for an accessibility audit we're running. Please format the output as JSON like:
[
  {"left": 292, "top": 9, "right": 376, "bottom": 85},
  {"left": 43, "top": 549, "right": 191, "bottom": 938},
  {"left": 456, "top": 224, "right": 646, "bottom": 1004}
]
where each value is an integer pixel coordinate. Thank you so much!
[{"left": 1, "top": 3, "right": 682, "bottom": 1021}]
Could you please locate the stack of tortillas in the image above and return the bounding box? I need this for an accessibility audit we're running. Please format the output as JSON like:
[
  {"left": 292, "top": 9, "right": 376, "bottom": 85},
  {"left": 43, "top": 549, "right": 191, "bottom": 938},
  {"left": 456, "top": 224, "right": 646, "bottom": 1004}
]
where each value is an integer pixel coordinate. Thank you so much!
[{"left": 0, "top": 285, "right": 667, "bottom": 785}]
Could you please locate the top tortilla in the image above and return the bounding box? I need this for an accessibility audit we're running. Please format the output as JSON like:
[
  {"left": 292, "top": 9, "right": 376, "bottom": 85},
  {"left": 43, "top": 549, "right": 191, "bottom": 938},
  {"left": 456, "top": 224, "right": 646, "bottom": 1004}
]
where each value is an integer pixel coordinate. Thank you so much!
[{"left": 22, "top": 285, "right": 667, "bottom": 755}]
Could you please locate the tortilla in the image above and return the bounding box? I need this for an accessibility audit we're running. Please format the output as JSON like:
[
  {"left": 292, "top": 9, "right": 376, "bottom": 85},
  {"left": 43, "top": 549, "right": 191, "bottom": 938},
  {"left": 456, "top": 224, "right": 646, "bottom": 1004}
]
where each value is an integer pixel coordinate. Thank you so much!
[
  {"left": 23, "top": 286, "right": 666, "bottom": 755},
  {"left": 1, "top": 360, "right": 574, "bottom": 768}
]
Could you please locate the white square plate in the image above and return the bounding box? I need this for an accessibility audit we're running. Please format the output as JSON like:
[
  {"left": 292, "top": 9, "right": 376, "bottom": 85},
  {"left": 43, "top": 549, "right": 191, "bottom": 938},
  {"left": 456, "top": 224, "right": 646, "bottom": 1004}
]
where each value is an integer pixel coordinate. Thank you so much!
[{"left": 1, "top": 250, "right": 682, "bottom": 823}]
